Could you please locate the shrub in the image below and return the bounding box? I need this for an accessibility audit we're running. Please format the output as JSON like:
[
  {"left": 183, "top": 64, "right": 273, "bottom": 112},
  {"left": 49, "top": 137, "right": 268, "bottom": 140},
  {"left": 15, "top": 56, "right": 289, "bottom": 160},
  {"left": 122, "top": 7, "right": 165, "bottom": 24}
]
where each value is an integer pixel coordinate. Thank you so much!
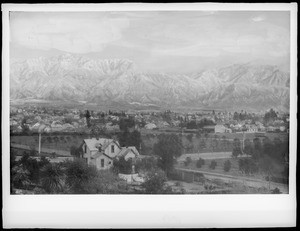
[
  {"left": 142, "top": 169, "right": 168, "bottom": 194},
  {"left": 196, "top": 158, "right": 205, "bottom": 168},
  {"left": 184, "top": 157, "right": 192, "bottom": 166},
  {"left": 186, "top": 134, "right": 193, "bottom": 142},
  {"left": 113, "top": 156, "right": 133, "bottom": 174},
  {"left": 40, "top": 163, "right": 64, "bottom": 194},
  {"left": 65, "top": 159, "right": 99, "bottom": 194},
  {"left": 209, "top": 160, "right": 217, "bottom": 169},
  {"left": 271, "top": 187, "right": 282, "bottom": 194},
  {"left": 223, "top": 160, "right": 231, "bottom": 172}
]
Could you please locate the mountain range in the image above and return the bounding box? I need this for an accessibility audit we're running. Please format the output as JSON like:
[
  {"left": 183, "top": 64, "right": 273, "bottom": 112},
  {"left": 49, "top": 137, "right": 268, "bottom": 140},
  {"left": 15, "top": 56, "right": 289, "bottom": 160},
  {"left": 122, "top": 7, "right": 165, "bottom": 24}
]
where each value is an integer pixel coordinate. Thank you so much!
[{"left": 10, "top": 54, "right": 290, "bottom": 112}]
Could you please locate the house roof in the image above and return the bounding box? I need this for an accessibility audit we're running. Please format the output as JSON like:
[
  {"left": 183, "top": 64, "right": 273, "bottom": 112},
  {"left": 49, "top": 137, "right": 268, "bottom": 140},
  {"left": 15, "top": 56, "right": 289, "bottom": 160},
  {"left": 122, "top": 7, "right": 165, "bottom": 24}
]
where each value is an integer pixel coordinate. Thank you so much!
[
  {"left": 117, "top": 146, "right": 140, "bottom": 158},
  {"left": 84, "top": 138, "right": 120, "bottom": 151},
  {"left": 91, "top": 151, "right": 112, "bottom": 160}
]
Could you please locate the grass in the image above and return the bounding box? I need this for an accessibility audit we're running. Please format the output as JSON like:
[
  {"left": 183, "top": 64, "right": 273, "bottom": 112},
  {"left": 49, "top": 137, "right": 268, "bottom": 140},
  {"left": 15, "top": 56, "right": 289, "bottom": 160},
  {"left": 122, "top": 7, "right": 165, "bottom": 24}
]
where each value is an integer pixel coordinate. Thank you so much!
[
  {"left": 10, "top": 134, "right": 90, "bottom": 153},
  {"left": 175, "top": 155, "right": 286, "bottom": 182}
]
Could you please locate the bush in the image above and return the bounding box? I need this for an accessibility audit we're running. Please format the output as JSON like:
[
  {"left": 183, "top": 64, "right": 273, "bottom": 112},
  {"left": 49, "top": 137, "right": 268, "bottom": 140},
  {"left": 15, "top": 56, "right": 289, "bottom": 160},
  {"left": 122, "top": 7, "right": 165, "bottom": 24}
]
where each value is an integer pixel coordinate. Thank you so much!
[
  {"left": 135, "top": 156, "right": 158, "bottom": 172},
  {"left": 113, "top": 156, "right": 133, "bottom": 174},
  {"left": 271, "top": 187, "right": 282, "bottom": 194},
  {"left": 223, "top": 160, "right": 231, "bottom": 172},
  {"left": 168, "top": 170, "right": 182, "bottom": 181},
  {"left": 142, "top": 169, "right": 168, "bottom": 194},
  {"left": 186, "top": 134, "right": 194, "bottom": 142},
  {"left": 184, "top": 157, "right": 192, "bottom": 166},
  {"left": 196, "top": 158, "right": 205, "bottom": 168},
  {"left": 65, "top": 159, "right": 99, "bottom": 194},
  {"left": 209, "top": 160, "right": 217, "bottom": 169},
  {"left": 238, "top": 158, "right": 258, "bottom": 175}
]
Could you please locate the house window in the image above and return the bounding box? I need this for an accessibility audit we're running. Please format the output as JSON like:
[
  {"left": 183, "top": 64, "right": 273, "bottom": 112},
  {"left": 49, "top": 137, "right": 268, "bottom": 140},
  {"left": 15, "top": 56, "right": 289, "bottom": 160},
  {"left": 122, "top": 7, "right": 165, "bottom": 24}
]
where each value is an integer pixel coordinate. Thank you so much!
[
  {"left": 101, "top": 159, "right": 104, "bottom": 168},
  {"left": 84, "top": 144, "right": 87, "bottom": 153},
  {"left": 108, "top": 161, "right": 111, "bottom": 165},
  {"left": 111, "top": 145, "right": 115, "bottom": 153}
]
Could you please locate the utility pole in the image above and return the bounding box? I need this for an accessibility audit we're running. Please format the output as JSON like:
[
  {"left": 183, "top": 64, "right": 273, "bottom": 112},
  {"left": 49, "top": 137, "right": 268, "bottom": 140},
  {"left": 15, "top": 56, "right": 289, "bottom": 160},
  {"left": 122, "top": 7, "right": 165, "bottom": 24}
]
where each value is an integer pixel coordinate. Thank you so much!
[{"left": 38, "top": 132, "right": 41, "bottom": 154}]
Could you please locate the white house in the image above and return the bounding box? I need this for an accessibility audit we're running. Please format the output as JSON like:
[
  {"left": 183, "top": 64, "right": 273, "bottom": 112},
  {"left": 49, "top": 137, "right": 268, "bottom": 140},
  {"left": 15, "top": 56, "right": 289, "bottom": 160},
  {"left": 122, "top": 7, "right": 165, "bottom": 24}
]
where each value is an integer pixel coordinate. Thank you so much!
[
  {"left": 215, "top": 124, "right": 226, "bottom": 133},
  {"left": 279, "top": 126, "right": 286, "bottom": 132},
  {"left": 82, "top": 138, "right": 140, "bottom": 170},
  {"left": 145, "top": 123, "right": 157, "bottom": 130}
]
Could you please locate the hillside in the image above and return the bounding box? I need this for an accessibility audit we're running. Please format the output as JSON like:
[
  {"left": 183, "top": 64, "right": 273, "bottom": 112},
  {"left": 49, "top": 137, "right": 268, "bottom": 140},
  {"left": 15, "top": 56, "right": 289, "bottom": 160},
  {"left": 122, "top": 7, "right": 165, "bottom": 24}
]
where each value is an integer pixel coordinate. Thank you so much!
[{"left": 10, "top": 54, "right": 290, "bottom": 112}]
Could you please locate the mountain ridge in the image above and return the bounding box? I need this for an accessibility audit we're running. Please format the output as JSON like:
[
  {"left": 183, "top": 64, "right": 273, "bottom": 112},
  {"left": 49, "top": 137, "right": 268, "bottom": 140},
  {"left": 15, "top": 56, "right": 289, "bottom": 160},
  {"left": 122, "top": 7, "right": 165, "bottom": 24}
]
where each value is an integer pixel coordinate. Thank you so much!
[{"left": 10, "top": 54, "right": 290, "bottom": 112}]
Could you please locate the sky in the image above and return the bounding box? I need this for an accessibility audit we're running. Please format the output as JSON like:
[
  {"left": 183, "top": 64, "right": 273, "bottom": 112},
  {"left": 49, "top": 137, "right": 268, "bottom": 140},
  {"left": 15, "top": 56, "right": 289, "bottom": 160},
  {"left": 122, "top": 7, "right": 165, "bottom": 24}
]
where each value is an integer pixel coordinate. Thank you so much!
[{"left": 10, "top": 11, "right": 290, "bottom": 73}]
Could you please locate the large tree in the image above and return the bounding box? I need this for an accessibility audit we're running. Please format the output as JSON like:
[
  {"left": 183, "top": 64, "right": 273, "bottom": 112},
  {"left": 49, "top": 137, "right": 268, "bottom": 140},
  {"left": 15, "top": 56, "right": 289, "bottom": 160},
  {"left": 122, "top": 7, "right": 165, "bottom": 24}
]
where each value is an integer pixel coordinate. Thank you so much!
[
  {"left": 153, "top": 134, "right": 182, "bottom": 174},
  {"left": 243, "top": 138, "right": 253, "bottom": 156},
  {"left": 40, "top": 163, "right": 64, "bottom": 194},
  {"left": 232, "top": 138, "right": 242, "bottom": 158},
  {"left": 85, "top": 110, "right": 91, "bottom": 128}
]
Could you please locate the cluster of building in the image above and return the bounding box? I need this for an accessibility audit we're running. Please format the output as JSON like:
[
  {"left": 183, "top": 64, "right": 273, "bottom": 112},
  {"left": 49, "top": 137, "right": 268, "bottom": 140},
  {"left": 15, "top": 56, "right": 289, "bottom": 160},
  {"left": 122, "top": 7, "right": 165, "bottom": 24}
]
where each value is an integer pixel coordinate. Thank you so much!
[
  {"left": 10, "top": 105, "right": 289, "bottom": 135},
  {"left": 203, "top": 120, "right": 288, "bottom": 134}
]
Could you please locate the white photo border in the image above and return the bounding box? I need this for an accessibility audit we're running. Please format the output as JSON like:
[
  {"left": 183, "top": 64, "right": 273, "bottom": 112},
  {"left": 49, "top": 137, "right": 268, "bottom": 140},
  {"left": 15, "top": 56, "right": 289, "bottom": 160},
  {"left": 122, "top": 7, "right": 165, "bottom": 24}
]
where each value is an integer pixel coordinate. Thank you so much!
[{"left": 2, "top": 3, "right": 297, "bottom": 228}]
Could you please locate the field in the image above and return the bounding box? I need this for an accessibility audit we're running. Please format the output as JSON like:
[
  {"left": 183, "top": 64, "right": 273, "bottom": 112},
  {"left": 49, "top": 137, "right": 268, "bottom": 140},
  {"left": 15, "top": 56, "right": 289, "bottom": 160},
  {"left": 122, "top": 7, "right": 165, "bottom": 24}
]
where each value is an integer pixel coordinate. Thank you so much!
[
  {"left": 141, "top": 131, "right": 288, "bottom": 155},
  {"left": 175, "top": 155, "right": 286, "bottom": 181},
  {"left": 10, "top": 134, "right": 89, "bottom": 153},
  {"left": 10, "top": 130, "right": 289, "bottom": 157}
]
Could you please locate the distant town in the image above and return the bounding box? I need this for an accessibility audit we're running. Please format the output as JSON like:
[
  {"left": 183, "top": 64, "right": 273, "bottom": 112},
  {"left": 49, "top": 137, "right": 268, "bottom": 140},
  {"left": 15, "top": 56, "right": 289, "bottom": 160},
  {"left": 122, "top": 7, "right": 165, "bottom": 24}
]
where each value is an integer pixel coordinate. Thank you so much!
[{"left": 10, "top": 104, "right": 289, "bottom": 194}]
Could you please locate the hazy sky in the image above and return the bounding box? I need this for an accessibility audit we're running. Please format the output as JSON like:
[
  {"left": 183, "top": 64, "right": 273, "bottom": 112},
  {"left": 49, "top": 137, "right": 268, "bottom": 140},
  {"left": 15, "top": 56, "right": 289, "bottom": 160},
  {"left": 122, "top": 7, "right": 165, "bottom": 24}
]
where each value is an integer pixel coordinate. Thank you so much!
[{"left": 10, "top": 11, "right": 290, "bottom": 73}]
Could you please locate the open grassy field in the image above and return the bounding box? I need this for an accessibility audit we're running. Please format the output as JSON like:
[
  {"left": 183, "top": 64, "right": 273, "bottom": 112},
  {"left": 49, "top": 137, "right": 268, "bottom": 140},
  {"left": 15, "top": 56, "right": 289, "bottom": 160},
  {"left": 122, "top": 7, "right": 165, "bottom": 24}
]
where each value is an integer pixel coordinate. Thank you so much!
[
  {"left": 141, "top": 130, "right": 288, "bottom": 155},
  {"left": 11, "top": 130, "right": 289, "bottom": 157},
  {"left": 175, "top": 156, "right": 286, "bottom": 181},
  {"left": 10, "top": 134, "right": 90, "bottom": 153}
]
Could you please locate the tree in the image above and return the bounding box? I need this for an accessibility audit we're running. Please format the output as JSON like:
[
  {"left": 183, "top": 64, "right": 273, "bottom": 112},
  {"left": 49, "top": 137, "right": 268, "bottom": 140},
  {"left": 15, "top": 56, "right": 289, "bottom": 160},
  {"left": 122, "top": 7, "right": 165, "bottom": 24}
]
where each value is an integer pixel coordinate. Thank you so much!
[
  {"left": 184, "top": 157, "right": 192, "bottom": 166},
  {"left": 232, "top": 138, "right": 242, "bottom": 158},
  {"left": 238, "top": 158, "right": 258, "bottom": 175},
  {"left": 21, "top": 117, "right": 30, "bottom": 135},
  {"left": 224, "top": 160, "right": 231, "bottom": 172},
  {"left": 212, "top": 135, "right": 219, "bottom": 151},
  {"left": 186, "top": 133, "right": 194, "bottom": 142},
  {"left": 263, "top": 137, "right": 274, "bottom": 158},
  {"left": 243, "top": 138, "right": 253, "bottom": 156},
  {"left": 259, "top": 156, "right": 275, "bottom": 190},
  {"left": 19, "top": 153, "right": 41, "bottom": 184},
  {"left": 65, "top": 159, "right": 98, "bottom": 194},
  {"left": 128, "top": 130, "right": 142, "bottom": 150},
  {"left": 142, "top": 169, "right": 168, "bottom": 194},
  {"left": 221, "top": 135, "right": 227, "bottom": 149},
  {"left": 70, "top": 145, "right": 83, "bottom": 158},
  {"left": 11, "top": 165, "right": 31, "bottom": 190},
  {"left": 29, "top": 144, "right": 37, "bottom": 156},
  {"left": 198, "top": 138, "right": 206, "bottom": 150},
  {"left": 40, "top": 163, "right": 64, "bottom": 194},
  {"left": 186, "top": 120, "right": 197, "bottom": 129},
  {"left": 119, "top": 117, "right": 135, "bottom": 131},
  {"left": 47, "top": 136, "right": 53, "bottom": 144},
  {"left": 196, "top": 158, "right": 205, "bottom": 168},
  {"left": 252, "top": 138, "right": 262, "bottom": 160},
  {"left": 113, "top": 156, "right": 133, "bottom": 174},
  {"left": 209, "top": 160, "right": 217, "bottom": 169},
  {"left": 153, "top": 134, "right": 182, "bottom": 174},
  {"left": 53, "top": 136, "right": 59, "bottom": 146},
  {"left": 85, "top": 110, "right": 91, "bottom": 128},
  {"left": 264, "top": 108, "right": 277, "bottom": 123},
  {"left": 135, "top": 156, "right": 158, "bottom": 172}
]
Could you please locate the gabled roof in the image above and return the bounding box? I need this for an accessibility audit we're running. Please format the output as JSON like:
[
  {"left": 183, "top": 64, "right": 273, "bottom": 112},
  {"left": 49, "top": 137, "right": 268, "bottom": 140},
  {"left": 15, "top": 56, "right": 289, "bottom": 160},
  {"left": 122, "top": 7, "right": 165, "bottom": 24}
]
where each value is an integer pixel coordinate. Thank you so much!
[
  {"left": 117, "top": 146, "right": 140, "bottom": 158},
  {"left": 91, "top": 151, "right": 112, "bottom": 160},
  {"left": 83, "top": 138, "right": 120, "bottom": 152}
]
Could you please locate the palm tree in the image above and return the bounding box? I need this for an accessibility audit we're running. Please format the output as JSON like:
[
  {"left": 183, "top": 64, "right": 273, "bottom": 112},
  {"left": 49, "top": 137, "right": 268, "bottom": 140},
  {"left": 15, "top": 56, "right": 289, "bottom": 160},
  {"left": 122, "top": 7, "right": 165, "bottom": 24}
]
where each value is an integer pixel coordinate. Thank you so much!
[
  {"left": 40, "top": 163, "right": 64, "bottom": 194},
  {"left": 12, "top": 164, "right": 31, "bottom": 190}
]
